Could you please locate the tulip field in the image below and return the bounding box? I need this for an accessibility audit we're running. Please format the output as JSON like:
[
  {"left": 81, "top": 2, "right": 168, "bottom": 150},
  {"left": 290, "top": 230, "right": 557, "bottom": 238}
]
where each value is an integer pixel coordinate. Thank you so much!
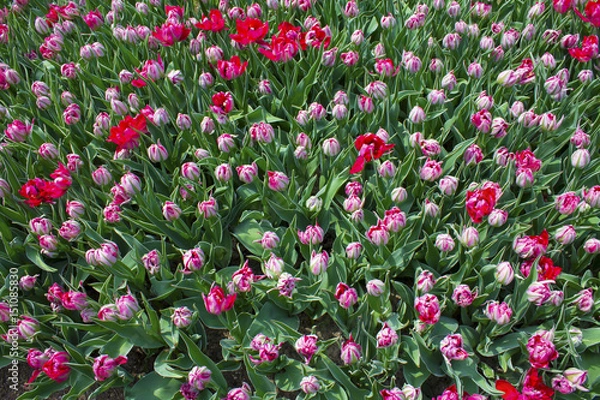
[{"left": 0, "top": 0, "right": 599, "bottom": 399}]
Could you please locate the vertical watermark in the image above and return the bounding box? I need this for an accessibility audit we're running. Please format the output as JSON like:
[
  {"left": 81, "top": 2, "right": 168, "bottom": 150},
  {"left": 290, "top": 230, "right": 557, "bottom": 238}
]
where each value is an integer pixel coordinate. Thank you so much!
[{"left": 6, "top": 267, "right": 20, "bottom": 391}]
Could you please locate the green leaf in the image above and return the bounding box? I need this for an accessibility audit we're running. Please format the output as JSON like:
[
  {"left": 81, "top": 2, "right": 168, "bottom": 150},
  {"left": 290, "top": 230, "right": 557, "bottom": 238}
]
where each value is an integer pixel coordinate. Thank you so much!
[
  {"left": 25, "top": 246, "right": 57, "bottom": 272},
  {"left": 245, "top": 302, "right": 299, "bottom": 345},
  {"left": 61, "top": 373, "right": 96, "bottom": 400},
  {"left": 274, "top": 358, "right": 305, "bottom": 391},
  {"left": 95, "top": 321, "right": 165, "bottom": 349},
  {"left": 443, "top": 138, "right": 477, "bottom": 173},
  {"left": 319, "top": 358, "right": 369, "bottom": 397},
  {"left": 232, "top": 219, "right": 265, "bottom": 256},
  {"left": 244, "top": 356, "right": 276, "bottom": 396},
  {"left": 124, "top": 372, "right": 181, "bottom": 400},
  {"left": 141, "top": 293, "right": 162, "bottom": 338},
  {"left": 582, "top": 328, "right": 600, "bottom": 348},
  {"left": 384, "top": 239, "right": 424, "bottom": 271},
  {"left": 403, "top": 358, "right": 430, "bottom": 387},
  {"left": 324, "top": 384, "right": 350, "bottom": 400},
  {"left": 430, "top": 317, "right": 460, "bottom": 340},
  {"left": 402, "top": 336, "right": 421, "bottom": 367},
  {"left": 477, "top": 332, "right": 525, "bottom": 357},
  {"left": 154, "top": 350, "right": 192, "bottom": 379},
  {"left": 318, "top": 171, "right": 347, "bottom": 211},
  {"left": 451, "top": 359, "right": 501, "bottom": 395},
  {"left": 101, "top": 334, "right": 135, "bottom": 359},
  {"left": 180, "top": 332, "right": 227, "bottom": 391},
  {"left": 17, "top": 379, "right": 68, "bottom": 400}
]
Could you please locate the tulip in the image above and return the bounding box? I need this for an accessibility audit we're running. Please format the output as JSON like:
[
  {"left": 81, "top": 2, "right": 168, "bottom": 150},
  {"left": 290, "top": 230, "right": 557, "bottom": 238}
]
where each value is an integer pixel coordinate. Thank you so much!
[
  {"left": 276, "top": 273, "right": 300, "bottom": 297},
  {"left": 17, "top": 316, "right": 39, "bottom": 340},
  {"left": 416, "top": 270, "right": 436, "bottom": 293},
  {"left": 440, "top": 334, "right": 469, "bottom": 361},
  {"left": 224, "top": 383, "right": 252, "bottom": 400},
  {"left": 172, "top": 306, "right": 193, "bottom": 328},
  {"left": 309, "top": 250, "right": 329, "bottom": 274},
  {"left": 484, "top": 301, "right": 512, "bottom": 324},
  {"left": 335, "top": 282, "right": 358, "bottom": 309},
  {"left": 188, "top": 366, "right": 211, "bottom": 391},
  {"left": 93, "top": 355, "right": 127, "bottom": 381},
  {"left": 495, "top": 262, "right": 515, "bottom": 285},
  {"left": 435, "top": 233, "right": 455, "bottom": 252},
  {"left": 19, "top": 275, "right": 38, "bottom": 291},
  {"left": 59, "top": 220, "right": 81, "bottom": 241},
  {"left": 295, "top": 334, "right": 318, "bottom": 363},
  {"left": 300, "top": 376, "right": 320, "bottom": 394},
  {"left": 415, "top": 293, "right": 441, "bottom": 324},
  {"left": 573, "top": 288, "right": 594, "bottom": 312},
  {"left": 452, "top": 285, "right": 476, "bottom": 307},
  {"left": 571, "top": 149, "right": 591, "bottom": 168},
  {"left": 264, "top": 253, "right": 284, "bottom": 279},
  {"left": 236, "top": 162, "right": 258, "bottom": 184},
  {"left": 142, "top": 250, "right": 161, "bottom": 275},
  {"left": 322, "top": 138, "right": 341, "bottom": 156},
  {"left": 162, "top": 201, "right": 182, "bottom": 221},
  {"left": 267, "top": 171, "right": 289, "bottom": 191},
  {"left": 376, "top": 322, "right": 398, "bottom": 348},
  {"left": 340, "top": 334, "right": 362, "bottom": 364},
  {"left": 214, "top": 163, "right": 232, "bottom": 182},
  {"left": 42, "top": 351, "right": 70, "bottom": 382},
  {"left": 202, "top": 284, "right": 236, "bottom": 315},
  {"left": 391, "top": 186, "right": 408, "bottom": 203}
]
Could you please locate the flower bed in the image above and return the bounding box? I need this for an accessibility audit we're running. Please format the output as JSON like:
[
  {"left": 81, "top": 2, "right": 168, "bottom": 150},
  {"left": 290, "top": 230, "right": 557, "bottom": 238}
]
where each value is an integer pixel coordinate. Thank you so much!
[{"left": 0, "top": 0, "right": 599, "bottom": 399}]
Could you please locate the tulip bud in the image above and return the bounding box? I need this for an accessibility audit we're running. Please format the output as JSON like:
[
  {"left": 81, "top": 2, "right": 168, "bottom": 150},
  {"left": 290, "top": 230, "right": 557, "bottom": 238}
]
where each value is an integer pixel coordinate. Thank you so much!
[
  {"left": 182, "top": 248, "right": 205, "bottom": 274},
  {"left": 578, "top": 69, "right": 593, "bottom": 83},
  {"left": 340, "top": 335, "right": 362, "bottom": 364},
  {"left": 442, "top": 71, "right": 457, "bottom": 90},
  {"left": 142, "top": 249, "right": 161, "bottom": 275},
  {"left": 322, "top": 138, "right": 341, "bottom": 156},
  {"left": 495, "top": 261, "right": 514, "bottom": 285},
  {"left": 583, "top": 186, "right": 600, "bottom": 207},
  {"left": 391, "top": 186, "right": 408, "bottom": 203},
  {"left": 176, "top": 113, "right": 192, "bottom": 130},
  {"left": 199, "top": 72, "right": 214, "bottom": 88},
  {"left": 198, "top": 197, "right": 218, "bottom": 219},
  {"left": 59, "top": 220, "right": 81, "bottom": 241},
  {"left": 188, "top": 366, "right": 212, "bottom": 391},
  {"left": 488, "top": 209, "right": 508, "bottom": 227},
  {"left": 39, "top": 234, "right": 58, "bottom": 252},
  {"left": 515, "top": 167, "right": 535, "bottom": 188},
  {"left": 172, "top": 306, "right": 193, "bottom": 328},
  {"left": 416, "top": 270, "right": 436, "bottom": 293},
  {"left": 258, "top": 80, "right": 272, "bottom": 95},
  {"left": 571, "top": 149, "right": 590, "bottom": 169},
  {"left": 19, "top": 275, "right": 38, "bottom": 291},
  {"left": 460, "top": 227, "right": 479, "bottom": 248},
  {"left": 484, "top": 301, "right": 512, "bottom": 324},
  {"left": 267, "top": 171, "right": 289, "bottom": 191},
  {"left": 583, "top": 238, "right": 600, "bottom": 254},
  {"left": 305, "top": 196, "right": 322, "bottom": 213},
  {"left": 295, "top": 334, "right": 318, "bottom": 363},
  {"left": 376, "top": 322, "right": 398, "bottom": 348},
  {"left": 264, "top": 253, "right": 284, "bottom": 279},
  {"left": 408, "top": 106, "right": 426, "bottom": 123},
  {"left": 300, "top": 376, "right": 320, "bottom": 394},
  {"left": 435, "top": 233, "right": 455, "bottom": 252},
  {"left": 29, "top": 217, "right": 53, "bottom": 235},
  {"left": 92, "top": 166, "right": 113, "bottom": 186},
  {"left": 162, "top": 201, "right": 182, "bottom": 221},
  {"left": 17, "top": 316, "right": 39, "bottom": 340}
]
